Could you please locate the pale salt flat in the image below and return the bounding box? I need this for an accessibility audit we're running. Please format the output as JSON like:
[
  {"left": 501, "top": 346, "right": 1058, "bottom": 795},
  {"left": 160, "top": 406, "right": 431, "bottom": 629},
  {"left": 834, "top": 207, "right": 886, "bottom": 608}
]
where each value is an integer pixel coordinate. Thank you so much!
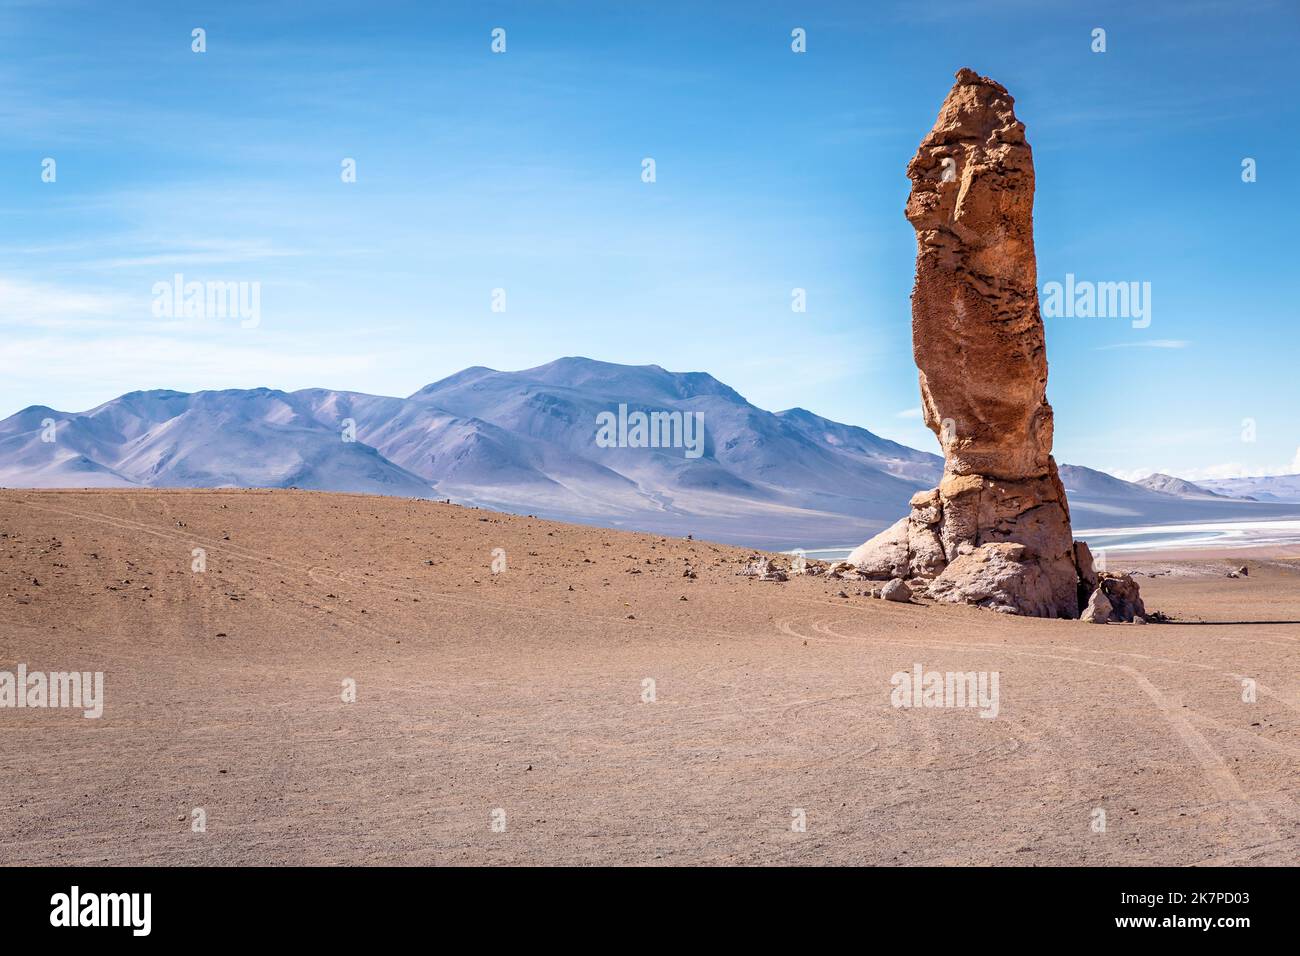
[
  {"left": 1075, "top": 518, "right": 1300, "bottom": 553},
  {"left": 798, "top": 518, "right": 1300, "bottom": 562}
]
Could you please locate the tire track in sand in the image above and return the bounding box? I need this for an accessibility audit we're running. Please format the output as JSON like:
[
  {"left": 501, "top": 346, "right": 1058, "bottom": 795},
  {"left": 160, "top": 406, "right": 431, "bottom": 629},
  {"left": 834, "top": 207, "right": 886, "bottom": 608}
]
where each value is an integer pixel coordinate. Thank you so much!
[{"left": 786, "top": 614, "right": 1283, "bottom": 843}]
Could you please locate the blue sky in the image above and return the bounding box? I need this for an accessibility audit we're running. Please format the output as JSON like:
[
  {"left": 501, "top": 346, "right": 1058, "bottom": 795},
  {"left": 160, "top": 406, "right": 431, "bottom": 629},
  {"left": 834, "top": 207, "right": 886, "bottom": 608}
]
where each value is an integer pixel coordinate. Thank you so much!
[{"left": 2, "top": 0, "right": 1297, "bottom": 480}]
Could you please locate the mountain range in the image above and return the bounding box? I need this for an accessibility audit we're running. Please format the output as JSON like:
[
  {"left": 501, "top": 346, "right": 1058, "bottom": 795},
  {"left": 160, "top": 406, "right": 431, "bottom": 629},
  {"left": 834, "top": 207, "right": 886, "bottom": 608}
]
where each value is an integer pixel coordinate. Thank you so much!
[
  {"left": 4, "top": 357, "right": 1299, "bottom": 548},
  {"left": 1195, "top": 473, "right": 1300, "bottom": 503},
  {"left": 1135, "top": 472, "right": 1232, "bottom": 499}
]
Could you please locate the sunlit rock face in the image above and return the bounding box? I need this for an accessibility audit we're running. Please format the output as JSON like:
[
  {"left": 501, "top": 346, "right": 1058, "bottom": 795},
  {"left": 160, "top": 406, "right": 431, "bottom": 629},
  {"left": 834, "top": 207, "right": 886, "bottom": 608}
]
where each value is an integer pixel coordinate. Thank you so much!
[{"left": 849, "top": 69, "right": 1138, "bottom": 621}]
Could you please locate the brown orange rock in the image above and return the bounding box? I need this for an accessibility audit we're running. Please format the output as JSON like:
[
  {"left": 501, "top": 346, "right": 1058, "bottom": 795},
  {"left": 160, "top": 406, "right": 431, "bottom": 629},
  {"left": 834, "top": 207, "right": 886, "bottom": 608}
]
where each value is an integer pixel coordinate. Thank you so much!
[
  {"left": 847, "top": 68, "right": 1129, "bottom": 620},
  {"left": 906, "top": 68, "right": 1049, "bottom": 481}
]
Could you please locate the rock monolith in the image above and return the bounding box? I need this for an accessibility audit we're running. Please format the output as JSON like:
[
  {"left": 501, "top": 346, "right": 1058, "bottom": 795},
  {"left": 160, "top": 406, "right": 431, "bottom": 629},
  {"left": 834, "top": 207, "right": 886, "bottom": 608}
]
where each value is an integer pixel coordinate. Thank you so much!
[{"left": 847, "top": 68, "right": 1141, "bottom": 620}]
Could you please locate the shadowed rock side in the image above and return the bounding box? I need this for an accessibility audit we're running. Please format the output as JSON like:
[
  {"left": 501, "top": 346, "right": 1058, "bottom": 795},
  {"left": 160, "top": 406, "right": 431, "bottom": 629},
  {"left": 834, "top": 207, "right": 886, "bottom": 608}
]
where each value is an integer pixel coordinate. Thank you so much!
[{"left": 848, "top": 68, "right": 1143, "bottom": 621}]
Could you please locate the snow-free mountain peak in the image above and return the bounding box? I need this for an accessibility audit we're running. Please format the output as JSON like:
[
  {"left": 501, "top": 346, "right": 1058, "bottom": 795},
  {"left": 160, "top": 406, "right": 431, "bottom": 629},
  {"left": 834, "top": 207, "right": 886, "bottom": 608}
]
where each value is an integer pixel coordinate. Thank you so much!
[
  {"left": 5, "top": 359, "right": 1300, "bottom": 547},
  {"left": 1135, "top": 472, "right": 1229, "bottom": 499}
]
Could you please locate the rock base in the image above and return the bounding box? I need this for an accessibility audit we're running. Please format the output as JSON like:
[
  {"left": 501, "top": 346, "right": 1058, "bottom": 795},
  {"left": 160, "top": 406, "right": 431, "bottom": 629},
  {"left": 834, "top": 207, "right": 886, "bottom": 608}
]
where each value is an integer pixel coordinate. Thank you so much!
[{"left": 846, "top": 465, "right": 1145, "bottom": 621}]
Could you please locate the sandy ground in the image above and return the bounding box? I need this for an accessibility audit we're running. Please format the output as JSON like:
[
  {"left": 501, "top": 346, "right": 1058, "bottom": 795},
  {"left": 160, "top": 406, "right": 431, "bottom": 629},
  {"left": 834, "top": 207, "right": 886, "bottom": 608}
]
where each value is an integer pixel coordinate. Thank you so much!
[{"left": 1, "top": 488, "right": 1297, "bottom": 866}]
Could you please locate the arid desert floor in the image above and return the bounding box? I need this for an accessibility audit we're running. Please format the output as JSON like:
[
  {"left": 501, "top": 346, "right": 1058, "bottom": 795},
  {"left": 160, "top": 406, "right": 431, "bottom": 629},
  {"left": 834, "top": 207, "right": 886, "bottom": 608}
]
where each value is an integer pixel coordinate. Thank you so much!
[{"left": 1, "top": 489, "right": 1297, "bottom": 866}]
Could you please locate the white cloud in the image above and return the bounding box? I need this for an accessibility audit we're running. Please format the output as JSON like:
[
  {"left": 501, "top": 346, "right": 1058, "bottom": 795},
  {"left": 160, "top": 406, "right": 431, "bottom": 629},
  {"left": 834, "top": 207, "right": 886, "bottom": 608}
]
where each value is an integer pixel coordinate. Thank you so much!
[
  {"left": 1103, "top": 466, "right": 1161, "bottom": 482},
  {"left": 896, "top": 407, "right": 923, "bottom": 419},
  {"left": 1101, "top": 446, "right": 1300, "bottom": 483},
  {"left": 1176, "top": 447, "right": 1300, "bottom": 481},
  {"left": 0, "top": 277, "right": 129, "bottom": 328}
]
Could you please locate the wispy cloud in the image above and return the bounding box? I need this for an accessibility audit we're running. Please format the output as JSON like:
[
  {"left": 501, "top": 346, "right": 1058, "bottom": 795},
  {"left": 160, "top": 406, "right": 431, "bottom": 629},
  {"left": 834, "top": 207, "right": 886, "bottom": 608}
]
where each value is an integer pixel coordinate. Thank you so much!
[
  {"left": 1108, "top": 447, "right": 1300, "bottom": 483},
  {"left": 1092, "top": 339, "right": 1190, "bottom": 351},
  {"left": 895, "top": 407, "right": 923, "bottom": 419},
  {"left": 1104, "top": 467, "right": 1158, "bottom": 482},
  {"left": 1176, "top": 448, "right": 1300, "bottom": 482},
  {"left": 0, "top": 332, "right": 389, "bottom": 406},
  {"left": 0, "top": 277, "right": 129, "bottom": 328},
  {"left": 91, "top": 239, "right": 305, "bottom": 270}
]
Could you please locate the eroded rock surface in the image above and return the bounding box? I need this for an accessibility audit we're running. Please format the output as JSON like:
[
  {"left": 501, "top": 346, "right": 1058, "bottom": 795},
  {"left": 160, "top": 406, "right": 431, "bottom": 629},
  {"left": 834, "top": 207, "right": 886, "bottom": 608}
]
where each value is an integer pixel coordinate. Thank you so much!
[
  {"left": 848, "top": 69, "right": 1137, "bottom": 620},
  {"left": 926, "top": 542, "right": 1059, "bottom": 617}
]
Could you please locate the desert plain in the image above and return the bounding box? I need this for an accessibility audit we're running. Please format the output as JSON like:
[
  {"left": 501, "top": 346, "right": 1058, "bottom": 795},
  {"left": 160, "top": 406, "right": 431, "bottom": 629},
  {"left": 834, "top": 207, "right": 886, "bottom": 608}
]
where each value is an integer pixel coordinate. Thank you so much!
[{"left": 1, "top": 488, "right": 1297, "bottom": 865}]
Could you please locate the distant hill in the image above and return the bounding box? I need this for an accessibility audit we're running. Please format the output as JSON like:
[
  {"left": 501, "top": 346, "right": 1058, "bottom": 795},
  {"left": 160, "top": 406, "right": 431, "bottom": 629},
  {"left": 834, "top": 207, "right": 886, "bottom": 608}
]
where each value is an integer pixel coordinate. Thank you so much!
[
  {"left": 1056, "top": 463, "right": 1300, "bottom": 530},
  {"left": 1195, "top": 473, "right": 1300, "bottom": 503},
  {"left": 1135, "top": 472, "right": 1231, "bottom": 498},
  {"left": 4, "top": 357, "right": 1299, "bottom": 547}
]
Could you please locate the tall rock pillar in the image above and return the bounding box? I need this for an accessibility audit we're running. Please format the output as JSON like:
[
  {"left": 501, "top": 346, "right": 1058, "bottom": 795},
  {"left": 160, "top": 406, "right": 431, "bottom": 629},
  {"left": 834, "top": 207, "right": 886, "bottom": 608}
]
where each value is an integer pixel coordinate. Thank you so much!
[{"left": 848, "top": 69, "right": 1140, "bottom": 621}]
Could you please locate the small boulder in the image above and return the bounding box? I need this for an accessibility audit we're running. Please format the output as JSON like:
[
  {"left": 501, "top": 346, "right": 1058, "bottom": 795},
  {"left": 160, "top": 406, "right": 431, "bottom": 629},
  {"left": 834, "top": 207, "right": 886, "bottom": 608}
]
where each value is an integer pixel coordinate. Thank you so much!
[
  {"left": 844, "top": 517, "right": 910, "bottom": 579},
  {"left": 1082, "top": 588, "right": 1112, "bottom": 624},
  {"left": 1098, "top": 572, "right": 1146, "bottom": 622},
  {"left": 737, "top": 557, "right": 781, "bottom": 578},
  {"left": 881, "top": 578, "right": 912, "bottom": 603},
  {"left": 827, "top": 560, "right": 865, "bottom": 580}
]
